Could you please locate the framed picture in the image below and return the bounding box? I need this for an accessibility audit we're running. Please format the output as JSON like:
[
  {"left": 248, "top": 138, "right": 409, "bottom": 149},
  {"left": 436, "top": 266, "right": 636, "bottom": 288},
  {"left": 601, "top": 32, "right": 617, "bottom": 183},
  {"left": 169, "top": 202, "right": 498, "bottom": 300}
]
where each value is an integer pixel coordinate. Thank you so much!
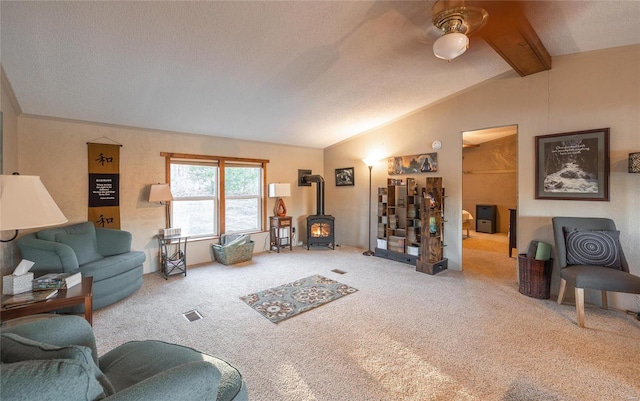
[
  {"left": 535, "top": 128, "right": 610, "bottom": 201},
  {"left": 387, "top": 153, "right": 437, "bottom": 175},
  {"left": 335, "top": 167, "right": 354, "bottom": 186}
]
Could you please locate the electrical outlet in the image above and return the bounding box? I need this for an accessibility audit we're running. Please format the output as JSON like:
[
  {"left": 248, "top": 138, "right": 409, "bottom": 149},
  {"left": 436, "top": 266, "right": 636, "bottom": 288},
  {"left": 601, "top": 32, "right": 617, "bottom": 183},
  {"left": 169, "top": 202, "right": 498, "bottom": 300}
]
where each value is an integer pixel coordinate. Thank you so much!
[{"left": 292, "top": 227, "right": 296, "bottom": 233}]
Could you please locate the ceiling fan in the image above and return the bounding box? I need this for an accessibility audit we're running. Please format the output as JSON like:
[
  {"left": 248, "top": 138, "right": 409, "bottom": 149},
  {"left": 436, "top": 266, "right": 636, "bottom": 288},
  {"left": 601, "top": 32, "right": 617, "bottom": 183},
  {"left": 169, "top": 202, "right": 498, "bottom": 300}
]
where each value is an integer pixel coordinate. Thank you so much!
[{"left": 429, "top": 0, "right": 489, "bottom": 61}]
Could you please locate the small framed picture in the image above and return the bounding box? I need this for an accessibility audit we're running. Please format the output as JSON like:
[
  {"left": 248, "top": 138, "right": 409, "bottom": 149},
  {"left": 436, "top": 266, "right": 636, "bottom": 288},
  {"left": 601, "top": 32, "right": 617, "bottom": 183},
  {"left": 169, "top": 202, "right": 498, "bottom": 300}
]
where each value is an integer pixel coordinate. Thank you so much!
[
  {"left": 535, "top": 128, "right": 610, "bottom": 201},
  {"left": 335, "top": 167, "right": 355, "bottom": 186}
]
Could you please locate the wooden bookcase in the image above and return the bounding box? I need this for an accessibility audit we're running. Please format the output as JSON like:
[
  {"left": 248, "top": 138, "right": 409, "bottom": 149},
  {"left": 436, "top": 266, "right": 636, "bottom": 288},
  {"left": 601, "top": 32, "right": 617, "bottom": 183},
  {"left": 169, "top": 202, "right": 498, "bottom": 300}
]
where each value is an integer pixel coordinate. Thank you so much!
[
  {"left": 416, "top": 177, "right": 448, "bottom": 275},
  {"left": 374, "top": 178, "right": 421, "bottom": 265}
]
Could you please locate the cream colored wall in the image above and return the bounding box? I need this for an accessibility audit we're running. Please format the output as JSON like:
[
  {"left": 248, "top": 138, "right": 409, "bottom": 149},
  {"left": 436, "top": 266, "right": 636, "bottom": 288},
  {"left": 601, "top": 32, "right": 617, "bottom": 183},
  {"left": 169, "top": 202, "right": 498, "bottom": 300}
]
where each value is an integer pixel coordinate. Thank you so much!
[
  {"left": 16, "top": 117, "right": 323, "bottom": 274},
  {"left": 1, "top": 74, "right": 22, "bottom": 280},
  {"left": 325, "top": 44, "right": 640, "bottom": 311}
]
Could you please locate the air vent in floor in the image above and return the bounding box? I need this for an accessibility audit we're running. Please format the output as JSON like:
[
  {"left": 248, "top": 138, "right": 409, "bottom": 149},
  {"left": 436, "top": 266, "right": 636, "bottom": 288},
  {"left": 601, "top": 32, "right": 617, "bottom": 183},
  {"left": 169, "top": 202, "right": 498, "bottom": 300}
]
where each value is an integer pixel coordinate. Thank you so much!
[
  {"left": 331, "top": 269, "right": 346, "bottom": 274},
  {"left": 183, "top": 310, "right": 203, "bottom": 322}
]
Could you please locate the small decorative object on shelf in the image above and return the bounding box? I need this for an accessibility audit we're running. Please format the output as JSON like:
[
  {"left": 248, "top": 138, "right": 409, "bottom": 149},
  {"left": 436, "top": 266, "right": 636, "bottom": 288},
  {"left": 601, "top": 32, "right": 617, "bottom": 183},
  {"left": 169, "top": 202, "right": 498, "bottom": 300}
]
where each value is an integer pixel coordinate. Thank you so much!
[{"left": 416, "top": 177, "right": 448, "bottom": 275}]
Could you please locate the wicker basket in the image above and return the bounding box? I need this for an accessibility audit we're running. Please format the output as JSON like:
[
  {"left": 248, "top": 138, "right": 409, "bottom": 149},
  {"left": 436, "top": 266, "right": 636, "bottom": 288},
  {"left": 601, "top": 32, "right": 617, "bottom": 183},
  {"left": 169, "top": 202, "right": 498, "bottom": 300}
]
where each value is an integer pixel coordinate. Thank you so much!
[
  {"left": 518, "top": 254, "right": 553, "bottom": 299},
  {"left": 212, "top": 234, "right": 255, "bottom": 265}
]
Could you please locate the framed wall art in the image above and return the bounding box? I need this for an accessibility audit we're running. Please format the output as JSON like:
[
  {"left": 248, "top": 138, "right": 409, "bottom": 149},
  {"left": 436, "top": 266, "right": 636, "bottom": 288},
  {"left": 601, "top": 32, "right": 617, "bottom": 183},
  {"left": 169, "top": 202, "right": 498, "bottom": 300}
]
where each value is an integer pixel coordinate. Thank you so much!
[
  {"left": 335, "top": 167, "right": 354, "bottom": 186},
  {"left": 387, "top": 153, "right": 437, "bottom": 175},
  {"left": 535, "top": 128, "right": 610, "bottom": 201}
]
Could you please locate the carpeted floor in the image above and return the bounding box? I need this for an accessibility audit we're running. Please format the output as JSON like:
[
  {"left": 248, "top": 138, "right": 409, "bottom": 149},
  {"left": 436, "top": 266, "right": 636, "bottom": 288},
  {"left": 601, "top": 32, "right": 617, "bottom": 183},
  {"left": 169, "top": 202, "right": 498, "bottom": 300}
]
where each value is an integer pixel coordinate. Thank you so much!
[{"left": 91, "top": 240, "right": 640, "bottom": 401}]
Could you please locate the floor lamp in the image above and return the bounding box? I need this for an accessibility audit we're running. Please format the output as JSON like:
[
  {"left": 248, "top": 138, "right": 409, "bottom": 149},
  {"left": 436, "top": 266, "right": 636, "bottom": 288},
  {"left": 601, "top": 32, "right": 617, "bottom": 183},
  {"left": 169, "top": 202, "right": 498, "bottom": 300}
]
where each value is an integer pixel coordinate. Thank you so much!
[{"left": 362, "top": 159, "right": 375, "bottom": 256}]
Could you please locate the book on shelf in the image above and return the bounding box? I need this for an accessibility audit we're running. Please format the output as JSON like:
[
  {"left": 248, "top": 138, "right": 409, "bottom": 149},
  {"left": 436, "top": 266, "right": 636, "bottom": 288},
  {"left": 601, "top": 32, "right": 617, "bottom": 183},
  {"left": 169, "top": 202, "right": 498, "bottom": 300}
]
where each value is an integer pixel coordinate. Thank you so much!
[
  {"left": 32, "top": 272, "right": 82, "bottom": 291},
  {"left": 2, "top": 289, "right": 58, "bottom": 308}
]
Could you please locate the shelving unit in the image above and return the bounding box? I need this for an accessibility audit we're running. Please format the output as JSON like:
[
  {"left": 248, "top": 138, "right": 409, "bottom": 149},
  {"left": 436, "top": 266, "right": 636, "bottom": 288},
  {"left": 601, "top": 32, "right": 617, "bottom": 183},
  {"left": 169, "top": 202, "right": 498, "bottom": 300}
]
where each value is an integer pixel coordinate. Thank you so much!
[
  {"left": 374, "top": 178, "right": 421, "bottom": 265},
  {"left": 416, "top": 177, "right": 448, "bottom": 275}
]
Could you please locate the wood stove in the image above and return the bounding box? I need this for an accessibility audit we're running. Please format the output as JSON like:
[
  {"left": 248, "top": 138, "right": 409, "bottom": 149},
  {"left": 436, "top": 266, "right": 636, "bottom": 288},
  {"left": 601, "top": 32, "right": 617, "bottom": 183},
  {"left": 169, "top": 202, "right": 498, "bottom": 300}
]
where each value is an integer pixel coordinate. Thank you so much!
[{"left": 303, "top": 174, "right": 335, "bottom": 250}]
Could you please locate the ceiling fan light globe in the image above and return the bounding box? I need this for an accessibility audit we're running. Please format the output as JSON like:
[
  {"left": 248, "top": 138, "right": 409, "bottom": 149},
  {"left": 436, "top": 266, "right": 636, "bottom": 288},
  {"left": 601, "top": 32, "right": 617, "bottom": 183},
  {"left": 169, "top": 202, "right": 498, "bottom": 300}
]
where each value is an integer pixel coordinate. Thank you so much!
[{"left": 433, "top": 32, "right": 469, "bottom": 61}]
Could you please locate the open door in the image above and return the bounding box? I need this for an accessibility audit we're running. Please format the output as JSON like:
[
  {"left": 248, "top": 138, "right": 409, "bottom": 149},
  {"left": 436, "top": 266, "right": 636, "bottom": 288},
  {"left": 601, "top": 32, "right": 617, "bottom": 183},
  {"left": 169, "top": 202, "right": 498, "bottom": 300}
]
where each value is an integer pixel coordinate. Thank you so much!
[{"left": 461, "top": 125, "right": 518, "bottom": 278}]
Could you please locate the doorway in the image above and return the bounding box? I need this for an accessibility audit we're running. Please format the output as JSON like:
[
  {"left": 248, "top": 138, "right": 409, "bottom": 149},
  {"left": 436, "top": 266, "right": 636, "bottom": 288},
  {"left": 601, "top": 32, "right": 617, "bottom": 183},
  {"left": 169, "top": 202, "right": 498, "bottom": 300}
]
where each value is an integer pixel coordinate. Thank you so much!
[{"left": 461, "top": 125, "right": 518, "bottom": 280}]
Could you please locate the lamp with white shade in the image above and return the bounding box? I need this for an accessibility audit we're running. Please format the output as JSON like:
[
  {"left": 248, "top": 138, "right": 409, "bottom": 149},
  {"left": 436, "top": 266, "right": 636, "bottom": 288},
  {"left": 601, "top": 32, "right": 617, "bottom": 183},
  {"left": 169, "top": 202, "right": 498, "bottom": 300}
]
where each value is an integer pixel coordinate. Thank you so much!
[
  {"left": 0, "top": 174, "right": 68, "bottom": 242},
  {"left": 149, "top": 183, "right": 174, "bottom": 228},
  {"left": 268, "top": 183, "right": 291, "bottom": 217}
]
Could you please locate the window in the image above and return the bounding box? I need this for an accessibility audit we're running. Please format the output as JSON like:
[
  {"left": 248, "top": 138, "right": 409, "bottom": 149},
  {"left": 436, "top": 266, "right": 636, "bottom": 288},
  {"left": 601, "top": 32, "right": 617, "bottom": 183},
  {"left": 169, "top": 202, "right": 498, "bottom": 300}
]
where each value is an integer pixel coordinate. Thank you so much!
[
  {"left": 171, "top": 162, "right": 219, "bottom": 237},
  {"left": 225, "top": 164, "right": 262, "bottom": 233},
  {"left": 162, "top": 153, "right": 268, "bottom": 238}
]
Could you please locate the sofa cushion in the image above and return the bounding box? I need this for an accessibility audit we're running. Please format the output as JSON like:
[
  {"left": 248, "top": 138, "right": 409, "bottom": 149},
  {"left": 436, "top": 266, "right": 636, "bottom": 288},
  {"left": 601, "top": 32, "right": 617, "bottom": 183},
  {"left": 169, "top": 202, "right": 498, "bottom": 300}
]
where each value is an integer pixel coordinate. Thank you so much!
[
  {"left": 1, "top": 359, "right": 106, "bottom": 401},
  {"left": 100, "top": 340, "right": 243, "bottom": 400},
  {"left": 80, "top": 251, "right": 146, "bottom": 282},
  {"left": 37, "top": 221, "right": 95, "bottom": 242},
  {"left": 56, "top": 230, "right": 104, "bottom": 266},
  {"left": 564, "top": 227, "right": 622, "bottom": 269},
  {"left": 0, "top": 333, "right": 115, "bottom": 397}
]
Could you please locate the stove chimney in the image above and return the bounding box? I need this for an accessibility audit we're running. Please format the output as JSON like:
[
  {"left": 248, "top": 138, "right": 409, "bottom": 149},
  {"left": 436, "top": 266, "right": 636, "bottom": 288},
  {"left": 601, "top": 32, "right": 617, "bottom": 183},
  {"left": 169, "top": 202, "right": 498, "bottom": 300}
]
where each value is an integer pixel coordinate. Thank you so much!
[{"left": 303, "top": 174, "right": 325, "bottom": 215}]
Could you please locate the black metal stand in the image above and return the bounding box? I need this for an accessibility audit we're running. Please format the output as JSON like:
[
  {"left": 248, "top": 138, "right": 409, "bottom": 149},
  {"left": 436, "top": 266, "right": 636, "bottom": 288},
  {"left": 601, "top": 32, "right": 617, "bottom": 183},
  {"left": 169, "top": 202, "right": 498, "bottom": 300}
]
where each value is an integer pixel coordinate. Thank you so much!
[{"left": 363, "top": 164, "right": 374, "bottom": 256}]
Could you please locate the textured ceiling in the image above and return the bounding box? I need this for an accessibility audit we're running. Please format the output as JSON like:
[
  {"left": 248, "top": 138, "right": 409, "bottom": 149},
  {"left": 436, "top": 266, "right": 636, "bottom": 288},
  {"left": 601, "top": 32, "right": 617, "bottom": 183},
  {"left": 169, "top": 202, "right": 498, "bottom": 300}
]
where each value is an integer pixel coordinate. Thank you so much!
[{"left": 2, "top": 1, "right": 640, "bottom": 149}]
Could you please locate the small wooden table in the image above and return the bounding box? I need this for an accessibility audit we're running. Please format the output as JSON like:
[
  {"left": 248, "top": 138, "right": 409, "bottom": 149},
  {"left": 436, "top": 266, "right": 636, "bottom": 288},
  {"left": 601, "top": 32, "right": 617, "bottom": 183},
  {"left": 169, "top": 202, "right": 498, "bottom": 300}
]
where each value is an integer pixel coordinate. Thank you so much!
[
  {"left": 270, "top": 216, "right": 292, "bottom": 252},
  {"left": 1, "top": 276, "right": 94, "bottom": 326}
]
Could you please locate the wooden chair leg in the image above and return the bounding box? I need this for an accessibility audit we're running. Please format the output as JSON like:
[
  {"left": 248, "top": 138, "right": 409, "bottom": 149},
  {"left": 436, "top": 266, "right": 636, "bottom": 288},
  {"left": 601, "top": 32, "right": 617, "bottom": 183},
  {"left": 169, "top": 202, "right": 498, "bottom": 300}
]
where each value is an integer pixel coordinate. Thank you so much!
[
  {"left": 575, "top": 288, "right": 585, "bottom": 328},
  {"left": 557, "top": 278, "right": 567, "bottom": 305},
  {"left": 601, "top": 291, "right": 608, "bottom": 310}
]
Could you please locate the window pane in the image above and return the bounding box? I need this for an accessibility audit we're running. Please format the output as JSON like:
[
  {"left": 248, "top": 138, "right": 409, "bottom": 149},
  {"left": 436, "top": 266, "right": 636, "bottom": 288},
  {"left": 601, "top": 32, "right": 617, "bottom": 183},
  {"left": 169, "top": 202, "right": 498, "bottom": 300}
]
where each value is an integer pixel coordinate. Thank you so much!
[
  {"left": 171, "top": 164, "right": 217, "bottom": 198},
  {"left": 225, "top": 198, "right": 259, "bottom": 232},
  {"left": 225, "top": 167, "right": 260, "bottom": 196},
  {"left": 173, "top": 200, "right": 216, "bottom": 236}
]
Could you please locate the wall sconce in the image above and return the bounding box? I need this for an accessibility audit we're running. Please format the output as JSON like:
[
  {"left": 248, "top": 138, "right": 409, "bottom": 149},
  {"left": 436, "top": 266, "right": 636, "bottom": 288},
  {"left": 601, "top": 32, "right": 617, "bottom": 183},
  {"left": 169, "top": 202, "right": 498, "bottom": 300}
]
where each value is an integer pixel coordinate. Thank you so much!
[
  {"left": 268, "top": 183, "right": 291, "bottom": 217},
  {"left": 629, "top": 152, "right": 640, "bottom": 173},
  {"left": 0, "top": 174, "right": 68, "bottom": 242},
  {"left": 149, "top": 183, "right": 173, "bottom": 227}
]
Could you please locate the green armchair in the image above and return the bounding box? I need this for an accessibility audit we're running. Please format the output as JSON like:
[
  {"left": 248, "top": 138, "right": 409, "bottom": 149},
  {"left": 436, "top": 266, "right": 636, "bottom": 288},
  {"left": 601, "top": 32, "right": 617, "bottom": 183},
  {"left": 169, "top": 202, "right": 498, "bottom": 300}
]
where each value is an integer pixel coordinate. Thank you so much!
[
  {"left": 0, "top": 315, "right": 248, "bottom": 401},
  {"left": 16, "top": 222, "right": 145, "bottom": 311}
]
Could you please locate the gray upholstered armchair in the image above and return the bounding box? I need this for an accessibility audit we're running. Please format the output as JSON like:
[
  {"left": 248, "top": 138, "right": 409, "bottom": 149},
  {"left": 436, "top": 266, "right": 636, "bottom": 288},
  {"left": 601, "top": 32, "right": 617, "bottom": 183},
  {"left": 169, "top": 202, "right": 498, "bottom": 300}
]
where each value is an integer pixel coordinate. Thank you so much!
[
  {"left": 552, "top": 217, "right": 640, "bottom": 327},
  {"left": 0, "top": 315, "right": 248, "bottom": 400}
]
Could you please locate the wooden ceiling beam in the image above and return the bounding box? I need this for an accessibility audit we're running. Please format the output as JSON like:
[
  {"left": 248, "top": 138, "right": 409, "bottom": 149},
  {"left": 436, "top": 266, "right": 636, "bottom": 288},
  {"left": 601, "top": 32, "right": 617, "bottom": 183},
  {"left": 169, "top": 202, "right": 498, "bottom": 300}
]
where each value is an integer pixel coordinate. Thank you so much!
[{"left": 474, "top": 1, "right": 552, "bottom": 77}]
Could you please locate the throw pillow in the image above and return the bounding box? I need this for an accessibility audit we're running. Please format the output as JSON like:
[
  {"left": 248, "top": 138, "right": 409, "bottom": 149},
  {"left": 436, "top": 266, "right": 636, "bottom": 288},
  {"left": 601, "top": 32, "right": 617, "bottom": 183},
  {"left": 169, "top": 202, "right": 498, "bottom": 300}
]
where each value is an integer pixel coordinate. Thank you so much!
[
  {"left": 563, "top": 227, "right": 622, "bottom": 269},
  {"left": 1, "top": 359, "right": 106, "bottom": 401},
  {"left": 0, "top": 333, "right": 115, "bottom": 396},
  {"left": 56, "top": 231, "right": 103, "bottom": 265}
]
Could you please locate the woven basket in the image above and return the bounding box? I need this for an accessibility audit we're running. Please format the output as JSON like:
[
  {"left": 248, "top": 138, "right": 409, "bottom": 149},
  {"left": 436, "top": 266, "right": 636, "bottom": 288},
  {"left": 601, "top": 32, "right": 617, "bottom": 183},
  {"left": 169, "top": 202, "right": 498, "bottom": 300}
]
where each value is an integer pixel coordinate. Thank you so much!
[
  {"left": 212, "top": 234, "right": 255, "bottom": 265},
  {"left": 518, "top": 254, "right": 553, "bottom": 299}
]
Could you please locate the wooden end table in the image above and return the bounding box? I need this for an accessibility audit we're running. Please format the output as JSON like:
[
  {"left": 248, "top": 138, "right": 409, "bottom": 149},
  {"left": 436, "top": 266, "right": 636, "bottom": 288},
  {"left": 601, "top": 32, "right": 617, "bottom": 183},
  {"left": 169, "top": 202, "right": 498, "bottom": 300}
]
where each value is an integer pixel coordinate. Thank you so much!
[{"left": 1, "top": 276, "right": 94, "bottom": 326}]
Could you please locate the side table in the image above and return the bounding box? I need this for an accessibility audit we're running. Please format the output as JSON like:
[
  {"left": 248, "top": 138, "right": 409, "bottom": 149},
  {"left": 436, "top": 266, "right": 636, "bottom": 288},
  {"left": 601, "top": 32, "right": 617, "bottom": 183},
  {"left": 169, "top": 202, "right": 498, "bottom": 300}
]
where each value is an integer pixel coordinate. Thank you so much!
[
  {"left": 0, "top": 276, "right": 94, "bottom": 326},
  {"left": 157, "top": 234, "right": 189, "bottom": 279},
  {"left": 270, "top": 216, "right": 292, "bottom": 252}
]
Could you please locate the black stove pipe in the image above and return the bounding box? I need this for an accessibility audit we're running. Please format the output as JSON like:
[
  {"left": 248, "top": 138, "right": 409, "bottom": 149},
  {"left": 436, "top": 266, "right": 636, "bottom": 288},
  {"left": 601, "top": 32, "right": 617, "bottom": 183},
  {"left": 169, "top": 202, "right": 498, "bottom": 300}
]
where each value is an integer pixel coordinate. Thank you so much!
[{"left": 303, "top": 175, "right": 325, "bottom": 215}]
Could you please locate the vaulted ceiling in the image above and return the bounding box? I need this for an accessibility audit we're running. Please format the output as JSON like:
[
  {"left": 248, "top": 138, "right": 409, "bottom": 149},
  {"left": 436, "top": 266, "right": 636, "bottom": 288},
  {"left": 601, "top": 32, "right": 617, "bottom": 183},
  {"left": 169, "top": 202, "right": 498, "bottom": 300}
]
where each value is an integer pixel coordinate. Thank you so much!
[{"left": 2, "top": 1, "right": 639, "bottom": 149}]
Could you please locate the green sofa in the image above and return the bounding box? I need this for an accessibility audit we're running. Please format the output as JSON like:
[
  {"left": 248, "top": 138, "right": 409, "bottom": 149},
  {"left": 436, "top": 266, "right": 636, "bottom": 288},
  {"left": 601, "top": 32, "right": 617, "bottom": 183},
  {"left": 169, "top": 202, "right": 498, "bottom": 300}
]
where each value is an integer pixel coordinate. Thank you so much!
[
  {"left": 0, "top": 315, "right": 248, "bottom": 400},
  {"left": 16, "top": 222, "right": 145, "bottom": 311}
]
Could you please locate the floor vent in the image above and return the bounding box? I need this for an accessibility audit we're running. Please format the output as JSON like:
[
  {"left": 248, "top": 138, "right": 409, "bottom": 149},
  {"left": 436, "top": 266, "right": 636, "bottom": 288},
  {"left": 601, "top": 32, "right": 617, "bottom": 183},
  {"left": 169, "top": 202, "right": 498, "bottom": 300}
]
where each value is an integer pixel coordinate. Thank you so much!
[
  {"left": 331, "top": 269, "right": 346, "bottom": 274},
  {"left": 183, "top": 310, "right": 203, "bottom": 322}
]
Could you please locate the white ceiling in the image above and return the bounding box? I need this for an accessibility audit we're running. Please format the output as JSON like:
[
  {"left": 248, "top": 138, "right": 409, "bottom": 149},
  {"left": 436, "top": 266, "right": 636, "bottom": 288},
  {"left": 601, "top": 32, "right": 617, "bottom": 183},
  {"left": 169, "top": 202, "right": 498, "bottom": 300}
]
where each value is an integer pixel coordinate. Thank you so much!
[{"left": 2, "top": 1, "right": 640, "bottom": 149}]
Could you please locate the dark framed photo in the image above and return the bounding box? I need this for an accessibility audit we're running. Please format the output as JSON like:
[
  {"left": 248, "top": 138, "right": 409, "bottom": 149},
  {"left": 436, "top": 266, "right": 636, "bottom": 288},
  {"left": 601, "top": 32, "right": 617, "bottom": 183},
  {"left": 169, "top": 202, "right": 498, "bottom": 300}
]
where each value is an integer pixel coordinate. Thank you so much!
[
  {"left": 335, "top": 167, "right": 354, "bottom": 186},
  {"left": 535, "top": 128, "right": 610, "bottom": 201}
]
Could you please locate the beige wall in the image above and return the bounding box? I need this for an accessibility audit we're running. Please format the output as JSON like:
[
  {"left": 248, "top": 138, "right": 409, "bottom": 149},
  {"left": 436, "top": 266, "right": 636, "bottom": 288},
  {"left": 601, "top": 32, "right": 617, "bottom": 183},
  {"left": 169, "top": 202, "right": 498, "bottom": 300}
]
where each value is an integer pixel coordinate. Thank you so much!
[
  {"left": 15, "top": 117, "right": 323, "bottom": 274},
  {"left": 325, "top": 44, "right": 640, "bottom": 311},
  {"left": 463, "top": 134, "right": 517, "bottom": 233},
  {"left": 1, "top": 72, "right": 22, "bottom": 279}
]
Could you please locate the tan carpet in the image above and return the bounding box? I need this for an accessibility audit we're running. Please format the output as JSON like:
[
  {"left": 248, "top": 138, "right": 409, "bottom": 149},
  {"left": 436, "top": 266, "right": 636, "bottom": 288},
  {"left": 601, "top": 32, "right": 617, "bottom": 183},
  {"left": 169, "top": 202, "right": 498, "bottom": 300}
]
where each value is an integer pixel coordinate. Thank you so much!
[{"left": 91, "top": 243, "right": 640, "bottom": 401}]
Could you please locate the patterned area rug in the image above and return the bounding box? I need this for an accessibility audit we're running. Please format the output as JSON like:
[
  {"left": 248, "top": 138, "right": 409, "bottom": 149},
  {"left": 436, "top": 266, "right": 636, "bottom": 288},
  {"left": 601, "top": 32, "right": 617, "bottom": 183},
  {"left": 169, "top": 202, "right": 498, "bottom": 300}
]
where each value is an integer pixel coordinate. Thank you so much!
[{"left": 240, "top": 275, "right": 358, "bottom": 323}]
